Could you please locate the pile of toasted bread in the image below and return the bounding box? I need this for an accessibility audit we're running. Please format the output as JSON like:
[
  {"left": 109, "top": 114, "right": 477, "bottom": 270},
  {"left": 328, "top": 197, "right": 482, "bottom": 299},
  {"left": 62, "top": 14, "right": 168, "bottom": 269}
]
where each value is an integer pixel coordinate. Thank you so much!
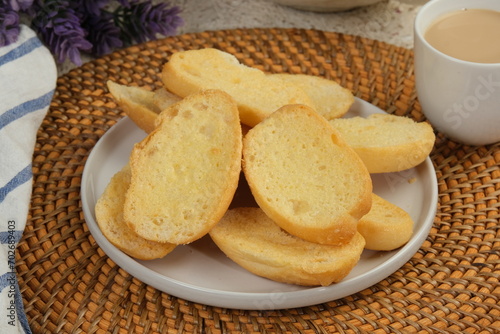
[{"left": 96, "top": 48, "right": 435, "bottom": 287}]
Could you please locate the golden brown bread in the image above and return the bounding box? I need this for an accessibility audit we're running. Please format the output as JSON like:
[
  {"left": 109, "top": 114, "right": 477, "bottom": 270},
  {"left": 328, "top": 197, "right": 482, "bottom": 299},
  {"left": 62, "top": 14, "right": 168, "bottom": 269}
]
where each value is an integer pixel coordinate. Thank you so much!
[
  {"left": 95, "top": 164, "right": 176, "bottom": 260},
  {"left": 107, "top": 81, "right": 181, "bottom": 133},
  {"left": 270, "top": 73, "right": 354, "bottom": 120},
  {"left": 161, "top": 48, "right": 314, "bottom": 127},
  {"left": 123, "top": 89, "right": 243, "bottom": 244},
  {"left": 210, "top": 207, "right": 366, "bottom": 286},
  {"left": 242, "top": 104, "right": 372, "bottom": 245},
  {"left": 96, "top": 50, "right": 435, "bottom": 288},
  {"left": 153, "top": 87, "right": 182, "bottom": 111},
  {"left": 107, "top": 80, "right": 160, "bottom": 133},
  {"left": 329, "top": 113, "right": 435, "bottom": 173},
  {"left": 357, "top": 193, "right": 414, "bottom": 251}
]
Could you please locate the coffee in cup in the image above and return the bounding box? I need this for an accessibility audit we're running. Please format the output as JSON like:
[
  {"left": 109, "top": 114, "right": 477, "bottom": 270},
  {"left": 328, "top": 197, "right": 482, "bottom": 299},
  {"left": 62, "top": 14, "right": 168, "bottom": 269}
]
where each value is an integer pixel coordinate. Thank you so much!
[
  {"left": 414, "top": 0, "right": 500, "bottom": 146},
  {"left": 424, "top": 9, "right": 500, "bottom": 64}
]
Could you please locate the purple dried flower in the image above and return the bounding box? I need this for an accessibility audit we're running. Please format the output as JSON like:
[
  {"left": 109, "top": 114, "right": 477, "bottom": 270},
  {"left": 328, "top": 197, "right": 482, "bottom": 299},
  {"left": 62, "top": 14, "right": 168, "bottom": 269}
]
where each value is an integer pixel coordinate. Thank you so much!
[
  {"left": 83, "top": 11, "right": 122, "bottom": 57},
  {"left": 8, "top": 0, "right": 183, "bottom": 64},
  {"left": 0, "top": 4, "right": 20, "bottom": 46},
  {"left": 31, "top": 0, "right": 92, "bottom": 65},
  {"left": 69, "top": 0, "right": 109, "bottom": 18},
  {"left": 115, "top": 0, "right": 130, "bottom": 7},
  {"left": 114, "top": 1, "right": 183, "bottom": 46},
  {"left": 8, "top": 0, "right": 33, "bottom": 11}
]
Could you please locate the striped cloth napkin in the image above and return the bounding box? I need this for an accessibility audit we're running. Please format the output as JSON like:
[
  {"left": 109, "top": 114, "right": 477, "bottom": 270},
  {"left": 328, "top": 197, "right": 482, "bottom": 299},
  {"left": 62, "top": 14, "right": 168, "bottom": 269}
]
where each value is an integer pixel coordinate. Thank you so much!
[{"left": 0, "top": 25, "right": 57, "bottom": 334}]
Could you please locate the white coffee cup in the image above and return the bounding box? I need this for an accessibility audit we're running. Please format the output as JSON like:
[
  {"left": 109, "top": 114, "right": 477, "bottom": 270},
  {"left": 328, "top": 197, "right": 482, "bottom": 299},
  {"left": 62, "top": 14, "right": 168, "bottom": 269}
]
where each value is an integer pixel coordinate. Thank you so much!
[{"left": 414, "top": 0, "right": 500, "bottom": 146}]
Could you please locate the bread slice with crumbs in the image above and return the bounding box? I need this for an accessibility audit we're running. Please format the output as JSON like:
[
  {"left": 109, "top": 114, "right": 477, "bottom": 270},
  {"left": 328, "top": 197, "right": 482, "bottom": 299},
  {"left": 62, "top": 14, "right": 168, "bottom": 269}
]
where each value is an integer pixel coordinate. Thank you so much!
[
  {"left": 357, "top": 193, "right": 414, "bottom": 251},
  {"left": 242, "top": 104, "right": 372, "bottom": 245},
  {"left": 123, "top": 89, "right": 243, "bottom": 244},
  {"left": 161, "top": 48, "right": 314, "bottom": 127},
  {"left": 210, "top": 207, "right": 366, "bottom": 286},
  {"left": 329, "top": 113, "right": 435, "bottom": 173},
  {"left": 269, "top": 73, "right": 354, "bottom": 120},
  {"left": 95, "top": 164, "right": 176, "bottom": 260}
]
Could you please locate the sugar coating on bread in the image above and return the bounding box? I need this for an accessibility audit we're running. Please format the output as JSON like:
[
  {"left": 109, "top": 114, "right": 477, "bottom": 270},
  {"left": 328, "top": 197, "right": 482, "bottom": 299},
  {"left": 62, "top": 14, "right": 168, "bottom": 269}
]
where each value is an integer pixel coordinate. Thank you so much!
[
  {"left": 161, "top": 48, "right": 314, "bottom": 127},
  {"left": 124, "top": 89, "right": 242, "bottom": 244},
  {"left": 243, "top": 104, "right": 372, "bottom": 245},
  {"left": 210, "top": 207, "right": 366, "bottom": 286},
  {"left": 95, "top": 164, "right": 176, "bottom": 260},
  {"left": 330, "top": 113, "right": 435, "bottom": 173},
  {"left": 270, "top": 73, "right": 354, "bottom": 120},
  {"left": 357, "top": 193, "right": 414, "bottom": 251}
]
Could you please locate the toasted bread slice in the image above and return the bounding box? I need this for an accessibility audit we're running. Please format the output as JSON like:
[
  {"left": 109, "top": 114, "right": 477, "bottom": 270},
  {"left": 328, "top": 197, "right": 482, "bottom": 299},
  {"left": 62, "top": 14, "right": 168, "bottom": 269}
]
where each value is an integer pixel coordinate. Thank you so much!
[
  {"left": 107, "top": 80, "right": 160, "bottom": 133},
  {"left": 107, "top": 81, "right": 182, "bottom": 133},
  {"left": 329, "top": 114, "right": 435, "bottom": 173},
  {"left": 357, "top": 193, "right": 414, "bottom": 251},
  {"left": 270, "top": 73, "right": 354, "bottom": 120},
  {"left": 95, "top": 164, "right": 176, "bottom": 260},
  {"left": 153, "top": 87, "right": 182, "bottom": 111},
  {"left": 243, "top": 104, "right": 372, "bottom": 245},
  {"left": 210, "top": 207, "right": 366, "bottom": 286},
  {"left": 124, "top": 89, "right": 243, "bottom": 244},
  {"left": 161, "top": 48, "right": 314, "bottom": 127}
]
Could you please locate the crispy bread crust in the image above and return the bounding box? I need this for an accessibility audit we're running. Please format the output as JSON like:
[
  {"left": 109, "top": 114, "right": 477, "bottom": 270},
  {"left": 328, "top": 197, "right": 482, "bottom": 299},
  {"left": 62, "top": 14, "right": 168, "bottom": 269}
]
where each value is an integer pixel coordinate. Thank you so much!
[
  {"left": 330, "top": 114, "right": 435, "bottom": 173},
  {"left": 95, "top": 164, "right": 176, "bottom": 260},
  {"left": 161, "top": 48, "right": 314, "bottom": 127},
  {"left": 357, "top": 193, "right": 414, "bottom": 251},
  {"left": 210, "top": 207, "right": 366, "bottom": 286},
  {"left": 124, "top": 90, "right": 242, "bottom": 244},
  {"left": 243, "top": 104, "right": 372, "bottom": 245}
]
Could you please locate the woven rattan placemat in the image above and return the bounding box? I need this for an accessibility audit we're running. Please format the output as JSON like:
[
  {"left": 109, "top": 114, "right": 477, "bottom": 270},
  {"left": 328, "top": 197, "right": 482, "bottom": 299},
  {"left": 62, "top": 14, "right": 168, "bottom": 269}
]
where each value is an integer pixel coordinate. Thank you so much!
[{"left": 19, "top": 28, "right": 499, "bottom": 334}]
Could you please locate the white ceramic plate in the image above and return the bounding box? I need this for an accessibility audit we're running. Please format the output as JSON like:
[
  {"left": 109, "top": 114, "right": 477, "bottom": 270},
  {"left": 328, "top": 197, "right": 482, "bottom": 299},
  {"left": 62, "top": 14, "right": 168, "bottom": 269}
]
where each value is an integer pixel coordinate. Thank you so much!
[{"left": 81, "top": 98, "right": 438, "bottom": 310}]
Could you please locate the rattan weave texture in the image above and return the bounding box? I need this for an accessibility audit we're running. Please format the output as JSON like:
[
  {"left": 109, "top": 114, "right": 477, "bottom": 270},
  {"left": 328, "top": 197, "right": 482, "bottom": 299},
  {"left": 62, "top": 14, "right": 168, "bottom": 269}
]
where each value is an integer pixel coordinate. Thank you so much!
[{"left": 19, "top": 28, "right": 499, "bottom": 334}]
